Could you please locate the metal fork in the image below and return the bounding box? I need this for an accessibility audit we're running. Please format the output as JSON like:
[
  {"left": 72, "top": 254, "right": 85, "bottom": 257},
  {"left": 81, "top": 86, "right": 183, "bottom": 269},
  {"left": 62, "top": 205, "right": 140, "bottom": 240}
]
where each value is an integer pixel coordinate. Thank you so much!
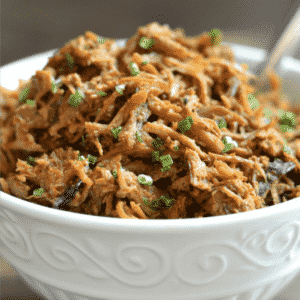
[{"left": 250, "top": 6, "right": 300, "bottom": 94}]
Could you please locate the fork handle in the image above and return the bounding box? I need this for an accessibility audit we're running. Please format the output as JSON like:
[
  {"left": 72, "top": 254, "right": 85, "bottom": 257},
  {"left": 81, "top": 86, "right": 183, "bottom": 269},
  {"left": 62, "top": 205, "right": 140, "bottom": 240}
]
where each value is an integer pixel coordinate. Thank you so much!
[{"left": 262, "top": 6, "right": 300, "bottom": 78}]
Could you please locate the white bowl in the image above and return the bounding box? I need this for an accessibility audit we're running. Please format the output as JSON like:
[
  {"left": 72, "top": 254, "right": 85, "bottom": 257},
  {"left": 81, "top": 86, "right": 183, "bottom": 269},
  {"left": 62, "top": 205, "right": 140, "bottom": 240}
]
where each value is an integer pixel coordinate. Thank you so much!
[{"left": 1, "top": 40, "right": 300, "bottom": 300}]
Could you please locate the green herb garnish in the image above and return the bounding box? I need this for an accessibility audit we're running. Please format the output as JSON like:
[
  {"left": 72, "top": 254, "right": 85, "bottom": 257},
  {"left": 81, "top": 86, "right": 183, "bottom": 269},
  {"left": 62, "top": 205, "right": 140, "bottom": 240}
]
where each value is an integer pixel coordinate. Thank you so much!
[
  {"left": 144, "top": 194, "right": 175, "bottom": 211},
  {"left": 139, "top": 37, "right": 155, "bottom": 49},
  {"left": 137, "top": 174, "right": 153, "bottom": 186},
  {"left": 115, "top": 84, "right": 125, "bottom": 95},
  {"left": 87, "top": 154, "right": 97, "bottom": 165},
  {"left": 97, "top": 91, "right": 107, "bottom": 96},
  {"left": 65, "top": 53, "right": 74, "bottom": 69},
  {"left": 160, "top": 154, "right": 173, "bottom": 172},
  {"left": 26, "top": 156, "right": 35, "bottom": 166},
  {"left": 143, "top": 197, "right": 150, "bottom": 206},
  {"left": 129, "top": 62, "right": 140, "bottom": 76},
  {"left": 218, "top": 119, "right": 227, "bottom": 129},
  {"left": 159, "top": 195, "right": 175, "bottom": 208},
  {"left": 111, "top": 126, "right": 123, "bottom": 141},
  {"left": 263, "top": 107, "right": 273, "bottom": 119},
  {"left": 152, "top": 150, "right": 160, "bottom": 162},
  {"left": 222, "top": 139, "right": 234, "bottom": 153},
  {"left": 209, "top": 29, "right": 222, "bottom": 45},
  {"left": 78, "top": 151, "right": 84, "bottom": 161},
  {"left": 149, "top": 199, "right": 161, "bottom": 211},
  {"left": 112, "top": 169, "right": 118, "bottom": 179},
  {"left": 279, "top": 110, "right": 297, "bottom": 133},
  {"left": 178, "top": 116, "right": 193, "bottom": 134},
  {"left": 222, "top": 144, "right": 234, "bottom": 153},
  {"left": 136, "top": 131, "right": 143, "bottom": 143},
  {"left": 152, "top": 137, "right": 164, "bottom": 149},
  {"left": 68, "top": 89, "right": 85, "bottom": 107},
  {"left": 248, "top": 94, "right": 259, "bottom": 110},
  {"left": 51, "top": 81, "right": 58, "bottom": 93},
  {"left": 26, "top": 100, "right": 35, "bottom": 106},
  {"left": 33, "top": 188, "right": 45, "bottom": 196},
  {"left": 19, "top": 87, "right": 30, "bottom": 103},
  {"left": 98, "top": 37, "right": 106, "bottom": 44}
]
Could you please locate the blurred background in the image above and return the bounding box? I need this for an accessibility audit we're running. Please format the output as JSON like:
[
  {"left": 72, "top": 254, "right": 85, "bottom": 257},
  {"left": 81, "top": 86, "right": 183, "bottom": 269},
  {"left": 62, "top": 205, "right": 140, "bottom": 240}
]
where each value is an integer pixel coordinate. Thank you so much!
[
  {"left": 2, "top": 0, "right": 300, "bottom": 299},
  {"left": 2, "top": 0, "right": 300, "bottom": 67}
]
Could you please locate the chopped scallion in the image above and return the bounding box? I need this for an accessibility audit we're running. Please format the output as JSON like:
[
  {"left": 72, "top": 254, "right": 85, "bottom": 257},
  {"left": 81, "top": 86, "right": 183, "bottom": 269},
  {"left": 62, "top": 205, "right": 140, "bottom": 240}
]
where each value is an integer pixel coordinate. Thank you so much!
[
  {"left": 33, "top": 188, "right": 45, "bottom": 196},
  {"left": 137, "top": 174, "right": 153, "bottom": 186},
  {"left": 139, "top": 37, "right": 155, "bottom": 49}
]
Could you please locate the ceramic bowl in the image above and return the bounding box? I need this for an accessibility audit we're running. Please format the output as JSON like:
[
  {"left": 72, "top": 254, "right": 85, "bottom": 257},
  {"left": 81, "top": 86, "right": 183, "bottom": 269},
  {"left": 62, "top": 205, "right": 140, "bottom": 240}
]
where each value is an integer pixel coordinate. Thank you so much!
[{"left": 1, "top": 39, "right": 300, "bottom": 300}]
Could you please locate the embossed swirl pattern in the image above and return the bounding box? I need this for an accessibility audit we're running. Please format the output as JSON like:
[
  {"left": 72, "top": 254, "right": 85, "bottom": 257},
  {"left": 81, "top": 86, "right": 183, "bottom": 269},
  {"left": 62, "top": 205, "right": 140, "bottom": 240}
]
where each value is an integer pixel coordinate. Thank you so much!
[
  {"left": 0, "top": 209, "right": 34, "bottom": 259},
  {"left": 1, "top": 208, "right": 300, "bottom": 287}
]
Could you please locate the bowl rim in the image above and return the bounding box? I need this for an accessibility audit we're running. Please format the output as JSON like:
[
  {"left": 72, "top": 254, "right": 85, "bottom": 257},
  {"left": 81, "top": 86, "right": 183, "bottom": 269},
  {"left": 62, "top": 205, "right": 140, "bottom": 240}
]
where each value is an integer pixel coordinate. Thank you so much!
[{"left": 1, "top": 40, "right": 300, "bottom": 229}]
